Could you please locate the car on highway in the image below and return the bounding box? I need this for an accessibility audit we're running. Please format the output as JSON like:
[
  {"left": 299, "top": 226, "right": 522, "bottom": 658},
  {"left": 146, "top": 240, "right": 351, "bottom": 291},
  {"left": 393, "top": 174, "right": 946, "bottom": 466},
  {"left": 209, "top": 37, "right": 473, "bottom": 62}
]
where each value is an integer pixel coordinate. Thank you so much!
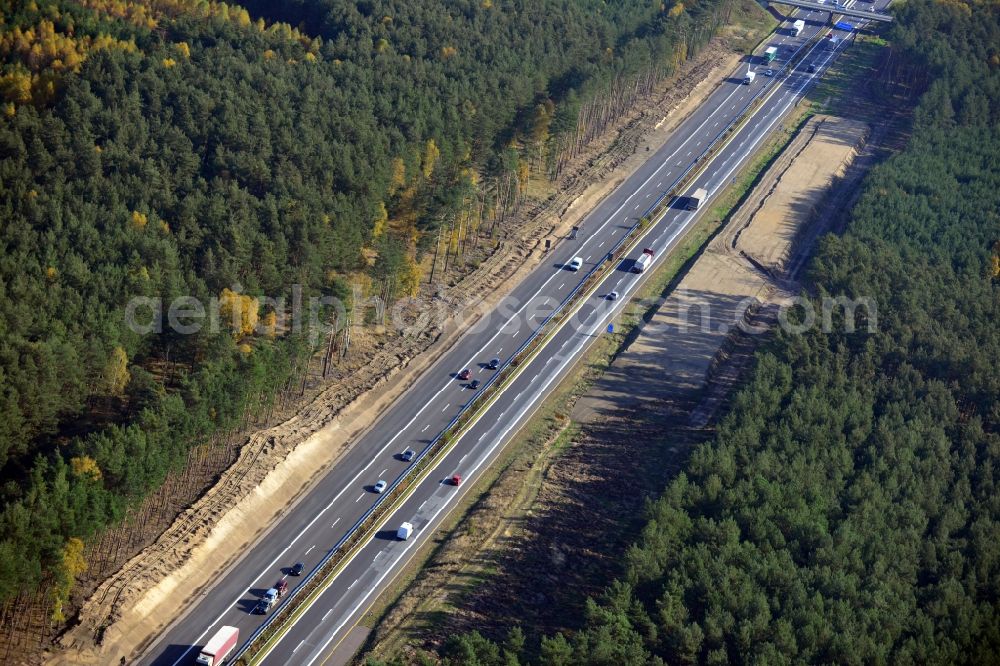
[
  {"left": 458, "top": 368, "right": 472, "bottom": 380},
  {"left": 254, "top": 587, "right": 279, "bottom": 614},
  {"left": 567, "top": 257, "right": 583, "bottom": 271},
  {"left": 373, "top": 479, "right": 388, "bottom": 493},
  {"left": 607, "top": 291, "right": 619, "bottom": 301},
  {"left": 807, "top": 64, "right": 817, "bottom": 73},
  {"left": 401, "top": 448, "right": 416, "bottom": 462},
  {"left": 451, "top": 474, "right": 463, "bottom": 486},
  {"left": 488, "top": 357, "right": 500, "bottom": 369},
  {"left": 469, "top": 379, "right": 481, "bottom": 390},
  {"left": 290, "top": 561, "right": 304, "bottom": 576},
  {"left": 274, "top": 579, "right": 288, "bottom": 598},
  {"left": 764, "top": 69, "right": 774, "bottom": 77}
]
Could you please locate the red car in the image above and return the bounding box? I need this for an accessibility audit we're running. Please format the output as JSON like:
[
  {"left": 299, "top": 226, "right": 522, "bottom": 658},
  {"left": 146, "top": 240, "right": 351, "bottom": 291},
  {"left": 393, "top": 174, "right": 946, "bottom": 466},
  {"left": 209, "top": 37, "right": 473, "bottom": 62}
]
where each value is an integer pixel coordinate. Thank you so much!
[
  {"left": 457, "top": 369, "right": 472, "bottom": 380},
  {"left": 451, "top": 474, "right": 462, "bottom": 486},
  {"left": 275, "top": 579, "right": 288, "bottom": 597}
]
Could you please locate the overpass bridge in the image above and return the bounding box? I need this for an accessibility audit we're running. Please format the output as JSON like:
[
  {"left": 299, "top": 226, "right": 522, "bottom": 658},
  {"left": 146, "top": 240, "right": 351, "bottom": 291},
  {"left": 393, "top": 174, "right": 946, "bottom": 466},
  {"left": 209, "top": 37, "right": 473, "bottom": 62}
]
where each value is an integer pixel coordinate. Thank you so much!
[{"left": 768, "top": 0, "right": 893, "bottom": 22}]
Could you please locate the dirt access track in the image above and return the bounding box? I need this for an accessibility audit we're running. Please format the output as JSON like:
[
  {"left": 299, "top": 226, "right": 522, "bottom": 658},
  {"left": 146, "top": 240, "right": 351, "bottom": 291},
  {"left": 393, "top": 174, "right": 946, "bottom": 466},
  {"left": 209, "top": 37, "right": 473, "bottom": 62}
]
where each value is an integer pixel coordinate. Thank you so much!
[
  {"left": 49, "top": 39, "right": 749, "bottom": 666},
  {"left": 362, "top": 114, "right": 870, "bottom": 661}
]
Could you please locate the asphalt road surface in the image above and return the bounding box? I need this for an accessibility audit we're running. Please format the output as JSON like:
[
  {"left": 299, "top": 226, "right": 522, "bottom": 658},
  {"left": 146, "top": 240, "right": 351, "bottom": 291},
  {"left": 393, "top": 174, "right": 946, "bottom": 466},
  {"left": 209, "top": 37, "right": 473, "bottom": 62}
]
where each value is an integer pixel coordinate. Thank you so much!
[{"left": 141, "top": 6, "right": 880, "bottom": 665}]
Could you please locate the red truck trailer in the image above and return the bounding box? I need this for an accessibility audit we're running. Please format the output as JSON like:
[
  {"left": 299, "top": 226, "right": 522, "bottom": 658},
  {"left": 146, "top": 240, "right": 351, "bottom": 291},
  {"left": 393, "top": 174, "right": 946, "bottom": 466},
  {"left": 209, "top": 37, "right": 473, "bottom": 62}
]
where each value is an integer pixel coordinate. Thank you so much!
[{"left": 196, "top": 626, "right": 239, "bottom": 666}]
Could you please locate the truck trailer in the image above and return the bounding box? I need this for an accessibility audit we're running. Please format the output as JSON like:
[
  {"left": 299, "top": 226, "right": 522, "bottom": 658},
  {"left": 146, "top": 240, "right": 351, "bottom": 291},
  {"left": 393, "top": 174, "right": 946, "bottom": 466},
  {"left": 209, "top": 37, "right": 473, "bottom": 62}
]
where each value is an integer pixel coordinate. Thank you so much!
[
  {"left": 197, "top": 626, "right": 239, "bottom": 666},
  {"left": 792, "top": 19, "right": 805, "bottom": 36},
  {"left": 687, "top": 187, "right": 708, "bottom": 211},
  {"left": 764, "top": 46, "right": 778, "bottom": 62},
  {"left": 632, "top": 248, "right": 656, "bottom": 274}
]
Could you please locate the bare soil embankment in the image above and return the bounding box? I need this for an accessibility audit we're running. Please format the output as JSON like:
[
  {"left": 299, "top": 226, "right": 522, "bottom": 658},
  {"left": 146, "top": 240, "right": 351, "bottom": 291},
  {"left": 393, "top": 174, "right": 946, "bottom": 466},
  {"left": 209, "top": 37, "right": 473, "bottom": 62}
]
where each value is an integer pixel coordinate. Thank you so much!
[
  {"left": 361, "top": 114, "right": 870, "bottom": 662},
  {"left": 48, "top": 37, "right": 746, "bottom": 666},
  {"left": 574, "top": 114, "right": 870, "bottom": 424}
]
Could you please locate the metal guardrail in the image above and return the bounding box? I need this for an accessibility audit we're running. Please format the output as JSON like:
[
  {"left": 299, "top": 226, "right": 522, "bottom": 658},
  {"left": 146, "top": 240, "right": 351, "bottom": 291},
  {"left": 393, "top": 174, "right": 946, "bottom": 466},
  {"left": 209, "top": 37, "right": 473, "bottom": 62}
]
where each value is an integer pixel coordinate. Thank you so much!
[{"left": 229, "top": 18, "right": 840, "bottom": 666}]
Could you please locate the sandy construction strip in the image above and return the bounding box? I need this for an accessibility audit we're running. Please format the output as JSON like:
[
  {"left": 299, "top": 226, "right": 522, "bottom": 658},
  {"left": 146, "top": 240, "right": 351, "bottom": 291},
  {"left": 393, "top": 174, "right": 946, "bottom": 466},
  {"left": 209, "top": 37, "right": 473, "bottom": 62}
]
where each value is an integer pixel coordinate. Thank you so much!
[{"left": 573, "top": 115, "right": 869, "bottom": 421}]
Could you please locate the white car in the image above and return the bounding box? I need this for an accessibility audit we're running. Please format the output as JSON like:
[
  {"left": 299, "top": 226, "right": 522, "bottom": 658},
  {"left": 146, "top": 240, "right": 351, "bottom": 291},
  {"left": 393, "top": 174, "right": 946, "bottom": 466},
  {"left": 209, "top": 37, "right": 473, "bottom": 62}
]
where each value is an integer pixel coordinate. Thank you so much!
[
  {"left": 567, "top": 257, "right": 583, "bottom": 271},
  {"left": 607, "top": 291, "right": 619, "bottom": 301},
  {"left": 373, "top": 479, "right": 388, "bottom": 493},
  {"left": 764, "top": 69, "right": 774, "bottom": 77}
]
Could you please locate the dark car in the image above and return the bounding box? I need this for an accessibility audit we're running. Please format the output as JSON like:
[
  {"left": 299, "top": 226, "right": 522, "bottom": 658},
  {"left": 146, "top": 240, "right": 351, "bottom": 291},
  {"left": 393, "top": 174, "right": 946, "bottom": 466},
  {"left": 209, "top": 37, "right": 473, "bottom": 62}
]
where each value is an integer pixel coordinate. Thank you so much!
[
  {"left": 290, "top": 561, "right": 304, "bottom": 576},
  {"left": 469, "top": 379, "right": 481, "bottom": 390},
  {"left": 458, "top": 368, "right": 472, "bottom": 380},
  {"left": 253, "top": 598, "right": 270, "bottom": 614},
  {"left": 807, "top": 64, "right": 816, "bottom": 73},
  {"left": 488, "top": 358, "right": 500, "bottom": 370}
]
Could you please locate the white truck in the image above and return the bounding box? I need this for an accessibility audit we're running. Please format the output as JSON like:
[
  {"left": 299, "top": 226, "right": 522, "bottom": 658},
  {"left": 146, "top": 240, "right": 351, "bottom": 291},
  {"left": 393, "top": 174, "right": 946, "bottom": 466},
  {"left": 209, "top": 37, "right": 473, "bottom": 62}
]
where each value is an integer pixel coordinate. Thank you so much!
[
  {"left": 196, "top": 626, "right": 239, "bottom": 666},
  {"left": 632, "top": 248, "right": 656, "bottom": 274},
  {"left": 397, "top": 522, "right": 413, "bottom": 540},
  {"left": 743, "top": 69, "right": 756, "bottom": 85},
  {"left": 792, "top": 19, "right": 805, "bottom": 36},
  {"left": 687, "top": 187, "right": 708, "bottom": 211}
]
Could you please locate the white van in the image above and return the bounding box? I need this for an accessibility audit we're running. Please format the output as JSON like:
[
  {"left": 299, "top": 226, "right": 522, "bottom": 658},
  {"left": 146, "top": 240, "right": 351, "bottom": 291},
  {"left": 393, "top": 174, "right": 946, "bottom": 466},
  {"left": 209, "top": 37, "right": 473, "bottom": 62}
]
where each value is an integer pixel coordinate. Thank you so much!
[{"left": 397, "top": 522, "right": 413, "bottom": 540}]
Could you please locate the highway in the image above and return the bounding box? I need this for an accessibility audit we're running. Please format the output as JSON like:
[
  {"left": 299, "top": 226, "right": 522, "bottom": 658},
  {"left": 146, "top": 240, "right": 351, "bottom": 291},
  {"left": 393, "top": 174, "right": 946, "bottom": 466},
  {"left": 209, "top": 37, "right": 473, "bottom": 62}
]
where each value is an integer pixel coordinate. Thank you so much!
[{"left": 141, "top": 7, "right": 879, "bottom": 666}]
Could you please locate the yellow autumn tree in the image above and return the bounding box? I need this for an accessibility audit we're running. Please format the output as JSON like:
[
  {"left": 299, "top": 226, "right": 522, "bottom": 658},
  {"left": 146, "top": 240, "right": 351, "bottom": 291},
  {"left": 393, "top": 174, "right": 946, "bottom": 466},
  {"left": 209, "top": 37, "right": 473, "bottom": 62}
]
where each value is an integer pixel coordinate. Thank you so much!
[
  {"left": 400, "top": 255, "right": 422, "bottom": 296},
  {"left": 422, "top": 139, "right": 440, "bottom": 179},
  {"left": 373, "top": 202, "right": 388, "bottom": 239},
  {"left": 388, "top": 157, "right": 406, "bottom": 195},
  {"left": 131, "top": 210, "right": 148, "bottom": 229},
  {"left": 51, "top": 538, "right": 86, "bottom": 622},
  {"left": 261, "top": 310, "right": 277, "bottom": 338},
  {"left": 176, "top": 41, "right": 191, "bottom": 58},
  {"left": 101, "top": 346, "right": 130, "bottom": 396},
  {"left": 70, "top": 455, "right": 102, "bottom": 481},
  {"left": 219, "top": 288, "right": 259, "bottom": 338}
]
